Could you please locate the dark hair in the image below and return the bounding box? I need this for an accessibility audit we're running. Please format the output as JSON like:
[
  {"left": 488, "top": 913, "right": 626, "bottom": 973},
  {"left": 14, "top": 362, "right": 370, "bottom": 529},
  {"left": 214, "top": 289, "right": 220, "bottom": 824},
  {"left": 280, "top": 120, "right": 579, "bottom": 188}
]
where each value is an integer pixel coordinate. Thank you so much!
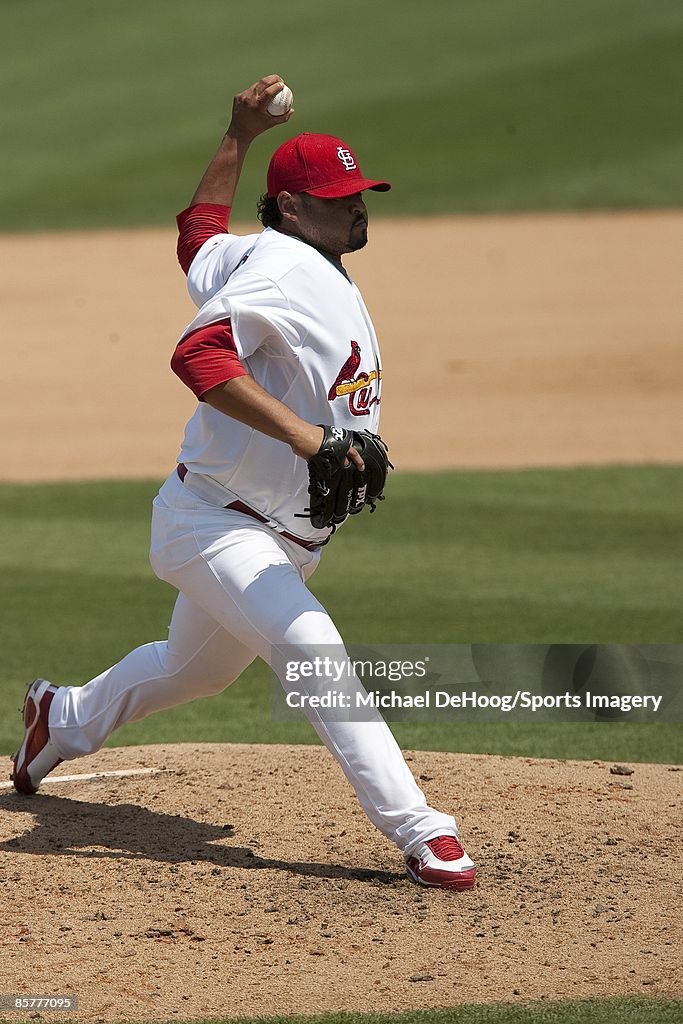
[{"left": 257, "top": 193, "right": 282, "bottom": 228}]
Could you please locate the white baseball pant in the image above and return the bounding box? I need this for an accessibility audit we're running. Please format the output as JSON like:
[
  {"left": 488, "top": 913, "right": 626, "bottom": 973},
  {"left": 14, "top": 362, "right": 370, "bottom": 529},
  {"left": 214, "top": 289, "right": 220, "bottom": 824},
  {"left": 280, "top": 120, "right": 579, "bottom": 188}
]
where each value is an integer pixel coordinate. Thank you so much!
[{"left": 48, "top": 469, "right": 458, "bottom": 856}]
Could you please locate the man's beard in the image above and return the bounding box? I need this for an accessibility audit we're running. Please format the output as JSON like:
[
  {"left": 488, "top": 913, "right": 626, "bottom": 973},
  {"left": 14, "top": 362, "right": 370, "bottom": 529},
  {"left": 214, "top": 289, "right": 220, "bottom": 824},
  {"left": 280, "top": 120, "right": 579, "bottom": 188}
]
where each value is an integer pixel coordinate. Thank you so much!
[{"left": 348, "top": 224, "right": 368, "bottom": 251}]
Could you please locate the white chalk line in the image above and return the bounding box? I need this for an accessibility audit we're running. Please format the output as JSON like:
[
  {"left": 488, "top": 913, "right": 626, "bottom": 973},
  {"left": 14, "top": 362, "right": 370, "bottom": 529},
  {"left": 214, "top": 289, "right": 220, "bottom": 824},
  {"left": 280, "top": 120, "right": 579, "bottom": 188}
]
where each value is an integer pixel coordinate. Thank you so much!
[{"left": 0, "top": 767, "right": 166, "bottom": 789}]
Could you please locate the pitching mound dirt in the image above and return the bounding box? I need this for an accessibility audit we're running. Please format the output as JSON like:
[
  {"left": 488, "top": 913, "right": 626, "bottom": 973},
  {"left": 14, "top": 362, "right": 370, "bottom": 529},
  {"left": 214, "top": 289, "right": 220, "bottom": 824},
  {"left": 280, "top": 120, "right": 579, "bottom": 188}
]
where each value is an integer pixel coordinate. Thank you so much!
[{"left": 1, "top": 743, "right": 680, "bottom": 1021}]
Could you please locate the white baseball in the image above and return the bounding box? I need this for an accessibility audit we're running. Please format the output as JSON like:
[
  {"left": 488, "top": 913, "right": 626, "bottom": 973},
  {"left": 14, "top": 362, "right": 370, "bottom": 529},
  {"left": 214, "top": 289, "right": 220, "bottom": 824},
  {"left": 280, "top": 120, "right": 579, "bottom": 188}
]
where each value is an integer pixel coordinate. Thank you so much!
[{"left": 267, "top": 83, "right": 293, "bottom": 117}]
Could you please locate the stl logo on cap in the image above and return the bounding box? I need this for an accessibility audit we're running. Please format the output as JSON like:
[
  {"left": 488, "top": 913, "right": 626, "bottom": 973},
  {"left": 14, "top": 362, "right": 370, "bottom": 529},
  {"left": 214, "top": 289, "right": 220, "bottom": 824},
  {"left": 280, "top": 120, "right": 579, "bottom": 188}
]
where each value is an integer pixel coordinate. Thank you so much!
[{"left": 336, "top": 147, "right": 357, "bottom": 172}]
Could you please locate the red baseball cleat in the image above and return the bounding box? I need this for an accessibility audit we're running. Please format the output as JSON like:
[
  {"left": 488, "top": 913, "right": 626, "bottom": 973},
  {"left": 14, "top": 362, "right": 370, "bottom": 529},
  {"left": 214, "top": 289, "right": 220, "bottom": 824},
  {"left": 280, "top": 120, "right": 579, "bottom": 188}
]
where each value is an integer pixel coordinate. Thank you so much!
[
  {"left": 405, "top": 835, "right": 477, "bottom": 891},
  {"left": 11, "top": 679, "right": 63, "bottom": 795}
]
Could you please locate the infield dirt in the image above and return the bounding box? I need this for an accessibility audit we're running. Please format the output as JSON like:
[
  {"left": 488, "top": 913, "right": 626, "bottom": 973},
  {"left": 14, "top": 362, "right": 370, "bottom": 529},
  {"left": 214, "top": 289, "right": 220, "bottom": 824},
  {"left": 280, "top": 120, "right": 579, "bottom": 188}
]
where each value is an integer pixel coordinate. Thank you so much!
[
  {"left": 1, "top": 213, "right": 681, "bottom": 1020},
  {"left": 2, "top": 210, "right": 682, "bottom": 480}
]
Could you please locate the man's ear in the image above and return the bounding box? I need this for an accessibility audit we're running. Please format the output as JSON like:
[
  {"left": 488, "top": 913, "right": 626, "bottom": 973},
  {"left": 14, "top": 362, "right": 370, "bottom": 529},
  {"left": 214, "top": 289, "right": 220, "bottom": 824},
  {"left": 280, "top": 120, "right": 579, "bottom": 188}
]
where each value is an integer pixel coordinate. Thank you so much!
[{"left": 277, "top": 191, "right": 299, "bottom": 223}]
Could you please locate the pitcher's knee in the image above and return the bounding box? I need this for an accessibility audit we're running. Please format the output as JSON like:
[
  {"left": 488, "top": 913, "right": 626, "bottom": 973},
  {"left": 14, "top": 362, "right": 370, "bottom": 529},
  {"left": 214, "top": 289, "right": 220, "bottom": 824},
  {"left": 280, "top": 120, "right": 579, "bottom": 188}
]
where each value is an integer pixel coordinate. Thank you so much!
[{"left": 162, "top": 651, "right": 234, "bottom": 697}]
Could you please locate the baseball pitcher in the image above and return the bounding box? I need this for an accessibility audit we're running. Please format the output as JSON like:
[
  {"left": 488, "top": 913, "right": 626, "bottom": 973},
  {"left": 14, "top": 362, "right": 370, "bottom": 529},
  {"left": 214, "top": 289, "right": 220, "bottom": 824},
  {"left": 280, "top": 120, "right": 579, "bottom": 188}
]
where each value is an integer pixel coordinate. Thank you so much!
[{"left": 12, "top": 76, "right": 476, "bottom": 892}]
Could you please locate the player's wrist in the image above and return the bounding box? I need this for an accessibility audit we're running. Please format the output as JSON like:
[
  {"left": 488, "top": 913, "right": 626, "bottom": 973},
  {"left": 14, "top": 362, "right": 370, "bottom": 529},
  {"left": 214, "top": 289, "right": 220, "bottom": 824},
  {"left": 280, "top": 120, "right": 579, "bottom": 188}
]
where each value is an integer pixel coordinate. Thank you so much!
[
  {"left": 290, "top": 424, "right": 325, "bottom": 461},
  {"left": 225, "top": 122, "right": 260, "bottom": 146}
]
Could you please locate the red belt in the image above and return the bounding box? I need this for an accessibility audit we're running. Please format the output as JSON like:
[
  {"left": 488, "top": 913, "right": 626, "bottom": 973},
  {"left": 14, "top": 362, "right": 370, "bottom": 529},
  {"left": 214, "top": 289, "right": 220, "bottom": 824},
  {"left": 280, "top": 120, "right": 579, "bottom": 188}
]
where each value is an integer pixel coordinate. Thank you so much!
[{"left": 176, "top": 464, "right": 324, "bottom": 551}]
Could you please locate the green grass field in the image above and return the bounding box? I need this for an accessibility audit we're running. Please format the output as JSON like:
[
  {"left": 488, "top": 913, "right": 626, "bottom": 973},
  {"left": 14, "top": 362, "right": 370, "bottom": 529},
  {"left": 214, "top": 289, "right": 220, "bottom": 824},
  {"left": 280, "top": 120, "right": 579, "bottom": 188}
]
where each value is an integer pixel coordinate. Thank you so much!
[
  {"left": 1, "top": 0, "right": 682, "bottom": 230},
  {"left": 0, "top": 1000, "right": 682, "bottom": 1024},
  {"left": 2, "top": 468, "right": 681, "bottom": 763},
  {"left": 4, "top": 999, "right": 681, "bottom": 1024},
  {"left": 110, "top": 1003, "right": 683, "bottom": 1024}
]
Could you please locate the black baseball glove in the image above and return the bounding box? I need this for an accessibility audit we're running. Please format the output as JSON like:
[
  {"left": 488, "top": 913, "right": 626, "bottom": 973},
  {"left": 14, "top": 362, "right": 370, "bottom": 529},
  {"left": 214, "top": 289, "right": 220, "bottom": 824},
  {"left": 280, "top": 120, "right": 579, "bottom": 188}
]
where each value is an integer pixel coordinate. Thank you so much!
[{"left": 302, "top": 426, "right": 393, "bottom": 531}]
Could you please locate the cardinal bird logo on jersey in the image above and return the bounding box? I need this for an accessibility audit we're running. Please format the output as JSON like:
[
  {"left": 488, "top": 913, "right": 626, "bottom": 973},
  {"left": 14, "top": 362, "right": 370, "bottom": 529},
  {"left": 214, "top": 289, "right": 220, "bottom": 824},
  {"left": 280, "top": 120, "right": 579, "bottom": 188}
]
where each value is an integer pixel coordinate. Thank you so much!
[{"left": 328, "top": 340, "right": 381, "bottom": 416}]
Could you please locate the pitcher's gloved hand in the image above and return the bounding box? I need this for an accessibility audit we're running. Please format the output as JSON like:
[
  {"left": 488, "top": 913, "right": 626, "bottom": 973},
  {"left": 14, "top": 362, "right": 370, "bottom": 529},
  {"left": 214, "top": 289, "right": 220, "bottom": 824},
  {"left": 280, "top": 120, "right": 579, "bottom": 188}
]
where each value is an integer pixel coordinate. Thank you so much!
[{"left": 304, "top": 426, "right": 393, "bottom": 530}]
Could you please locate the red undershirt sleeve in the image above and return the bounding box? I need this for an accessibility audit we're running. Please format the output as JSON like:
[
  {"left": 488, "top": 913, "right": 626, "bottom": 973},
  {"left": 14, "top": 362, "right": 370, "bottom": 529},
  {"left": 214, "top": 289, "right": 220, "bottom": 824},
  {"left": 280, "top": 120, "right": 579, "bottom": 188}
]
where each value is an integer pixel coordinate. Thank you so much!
[
  {"left": 176, "top": 203, "right": 231, "bottom": 275},
  {"left": 171, "top": 317, "right": 248, "bottom": 400}
]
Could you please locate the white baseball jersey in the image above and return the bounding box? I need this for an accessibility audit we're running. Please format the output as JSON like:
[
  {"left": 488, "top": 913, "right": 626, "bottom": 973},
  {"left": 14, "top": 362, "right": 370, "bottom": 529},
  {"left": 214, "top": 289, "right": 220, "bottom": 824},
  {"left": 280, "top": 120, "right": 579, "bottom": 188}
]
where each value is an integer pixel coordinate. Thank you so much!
[{"left": 176, "top": 228, "right": 383, "bottom": 541}]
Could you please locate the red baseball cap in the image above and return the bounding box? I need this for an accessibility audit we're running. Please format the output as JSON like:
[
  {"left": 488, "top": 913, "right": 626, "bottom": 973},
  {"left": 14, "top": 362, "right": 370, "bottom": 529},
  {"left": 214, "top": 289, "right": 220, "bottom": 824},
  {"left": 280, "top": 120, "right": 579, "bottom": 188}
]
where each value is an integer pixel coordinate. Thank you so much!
[{"left": 267, "top": 133, "right": 391, "bottom": 199}]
